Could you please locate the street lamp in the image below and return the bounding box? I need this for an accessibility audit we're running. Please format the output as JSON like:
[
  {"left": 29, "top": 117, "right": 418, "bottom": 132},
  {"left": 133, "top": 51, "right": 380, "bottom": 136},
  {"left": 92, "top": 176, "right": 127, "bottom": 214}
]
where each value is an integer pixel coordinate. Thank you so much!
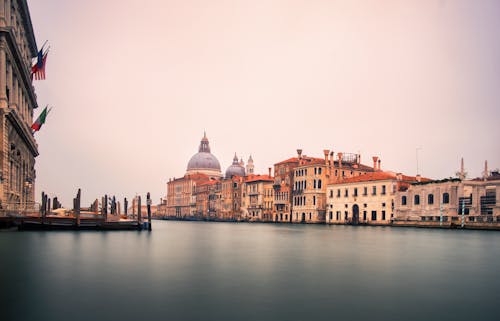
[{"left": 24, "top": 178, "right": 33, "bottom": 210}]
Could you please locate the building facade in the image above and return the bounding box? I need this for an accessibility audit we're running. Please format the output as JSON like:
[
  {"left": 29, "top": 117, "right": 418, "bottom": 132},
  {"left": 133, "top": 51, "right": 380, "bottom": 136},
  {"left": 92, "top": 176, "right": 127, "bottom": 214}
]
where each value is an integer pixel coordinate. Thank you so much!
[
  {"left": 273, "top": 157, "right": 300, "bottom": 222},
  {"left": 291, "top": 151, "right": 328, "bottom": 223},
  {"left": 394, "top": 172, "right": 500, "bottom": 225},
  {"left": 241, "top": 174, "right": 273, "bottom": 221},
  {"left": 291, "top": 149, "right": 375, "bottom": 223},
  {"left": 327, "top": 172, "right": 424, "bottom": 225},
  {"left": 0, "top": 0, "right": 39, "bottom": 210}
]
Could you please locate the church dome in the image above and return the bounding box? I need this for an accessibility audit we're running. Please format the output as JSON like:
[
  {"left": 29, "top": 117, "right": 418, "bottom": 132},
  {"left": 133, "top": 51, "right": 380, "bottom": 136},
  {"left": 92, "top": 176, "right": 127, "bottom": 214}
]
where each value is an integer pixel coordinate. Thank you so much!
[
  {"left": 186, "top": 133, "right": 221, "bottom": 177},
  {"left": 225, "top": 153, "right": 246, "bottom": 178}
]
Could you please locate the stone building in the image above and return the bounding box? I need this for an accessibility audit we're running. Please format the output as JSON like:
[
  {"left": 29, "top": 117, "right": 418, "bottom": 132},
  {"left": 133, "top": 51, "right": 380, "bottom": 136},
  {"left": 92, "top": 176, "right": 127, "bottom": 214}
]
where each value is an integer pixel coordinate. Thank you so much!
[
  {"left": 291, "top": 149, "right": 375, "bottom": 223},
  {"left": 272, "top": 156, "right": 300, "bottom": 222},
  {"left": 166, "top": 133, "right": 221, "bottom": 218},
  {"left": 241, "top": 173, "right": 273, "bottom": 221},
  {"left": 225, "top": 153, "right": 246, "bottom": 178},
  {"left": 0, "top": 0, "right": 39, "bottom": 209},
  {"left": 194, "top": 179, "right": 219, "bottom": 219},
  {"left": 327, "top": 171, "right": 424, "bottom": 225},
  {"left": 291, "top": 151, "right": 327, "bottom": 223},
  {"left": 186, "top": 132, "right": 222, "bottom": 178},
  {"left": 166, "top": 173, "right": 209, "bottom": 218},
  {"left": 394, "top": 170, "right": 500, "bottom": 226},
  {"left": 220, "top": 175, "right": 244, "bottom": 220}
]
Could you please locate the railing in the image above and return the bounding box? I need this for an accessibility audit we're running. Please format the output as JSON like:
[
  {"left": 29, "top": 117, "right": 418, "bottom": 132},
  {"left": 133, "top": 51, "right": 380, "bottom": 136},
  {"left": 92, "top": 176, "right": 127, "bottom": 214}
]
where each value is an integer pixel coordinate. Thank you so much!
[{"left": 0, "top": 202, "right": 41, "bottom": 217}]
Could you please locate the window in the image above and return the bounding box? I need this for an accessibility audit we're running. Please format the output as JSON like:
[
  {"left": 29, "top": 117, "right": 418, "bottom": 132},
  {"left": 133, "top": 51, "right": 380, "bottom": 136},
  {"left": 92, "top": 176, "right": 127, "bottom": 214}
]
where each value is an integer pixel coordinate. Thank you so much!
[
  {"left": 309, "top": 213, "right": 312, "bottom": 220},
  {"left": 314, "top": 168, "right": 317, "bottom": 175},
  {"left": 354, "top": 188, "right": 358, "bottom": 197},
  {"left": 318, "top": 168, "right": 322, "bottom": 175},
  {"left": 337, "top": 189, "right": 341, "bottom": 197},
  {"left": 363, "top": 187, "right": 367, "bottom": 196},
  {"left": 428, "top": 194, "right": 434, "bottom": 205},
  {"left": 329, "top": 190, "right": 333, "bottom": 198},
  {"left": 382, "top": 185, "right": 386, "bottom": 195},
  {"left": 371, "top": 211, "right": 377, "bottom": 221},
  {"left": 318, "top": 180, "right": 322, "bottom": 189},
  {"left": 372, "top": 186, "right": 377, "bottom": 195},
  {"left": 382, "top": 210, "right": 386, "bottom": 220},
  {"left": 336, "top": 211, "right": 340, "bottom": 220},
  {"left": 414, "top": 195, "right": 420, "bottom": 205},
  {"left": 363, "top": 211, "right": 367, "bottom": 220},
  {"left": 443, "top": 193, "right": 450, "bottom": 204},
  {"left": 329, "top": 211, "right": 332, "bottom": 220},
  {"left": 313, "top": 196, "right": 316, "bottom": 205},
  {"left": 313, "top": 180, "right": 317, "bottom": 188},
  {"left": 382, "top": 203, "right": 386, "bottom": 207},
  {"left": 402, "top": 196, "right": 407, "bottom": 206},
  {"left": 344, "top": 189, "right": 348, "bottom": 197}
]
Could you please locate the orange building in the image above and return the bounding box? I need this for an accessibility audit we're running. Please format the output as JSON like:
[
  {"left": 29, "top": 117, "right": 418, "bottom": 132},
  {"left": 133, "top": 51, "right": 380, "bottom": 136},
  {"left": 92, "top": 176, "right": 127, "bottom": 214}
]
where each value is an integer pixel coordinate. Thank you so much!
[
  {"left": 273, "top": 157, "right": 300, "bottom": 222},
  {"left": 292, "top": 149, "right": 376, "bottom": 223},
  {"left": 241, "top": 174, "right": 274, "bottom": 221}
]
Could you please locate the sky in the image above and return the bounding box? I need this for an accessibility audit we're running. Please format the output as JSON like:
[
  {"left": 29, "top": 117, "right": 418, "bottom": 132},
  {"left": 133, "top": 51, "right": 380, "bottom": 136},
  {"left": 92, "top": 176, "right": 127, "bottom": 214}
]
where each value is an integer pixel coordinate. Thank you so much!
[{"left": 27, "top": 0, "right": 500, "bottom": 206}]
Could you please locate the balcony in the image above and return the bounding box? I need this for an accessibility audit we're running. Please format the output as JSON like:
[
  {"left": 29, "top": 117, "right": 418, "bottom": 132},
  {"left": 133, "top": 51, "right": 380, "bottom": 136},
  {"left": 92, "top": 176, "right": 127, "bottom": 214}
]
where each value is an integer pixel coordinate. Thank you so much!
[
  {"left": 292, "top": 189, "right": 303, "bottom": 196},
  {"left": 274, "top": 199, "right": 287, "bottom": 205}
]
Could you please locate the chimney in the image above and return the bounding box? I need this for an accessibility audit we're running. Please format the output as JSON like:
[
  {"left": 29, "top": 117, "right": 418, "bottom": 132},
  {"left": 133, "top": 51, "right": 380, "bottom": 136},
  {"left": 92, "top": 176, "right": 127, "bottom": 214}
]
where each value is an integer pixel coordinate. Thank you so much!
[
  {"left": 459, "top": 157, "right": 465, "bottom": 180},
  {"left": 416, "top": 174, "right": 421, "bottom": 182},
  {"left": 297, "top": 149, "right": 303, "bottom": 160},
  {"left": 268, "top": 167, "right": 272, "bottom": 178},
  {"left": 323, "top": 149, "right": 329, "bottom": 165},
  {"left": 338, "top": 152, "right": 343, "bottom": 168},
  {"left": 357, "top": 154, "right": 361, "bottom": 164},
  {"left": 483, "top": 160, "right": 488, "bottom": 180},
  {"left": 378, "top": 159, "right": 381, "bottom": 171},
  {"left": 372, "top": 156, "right": 379, "bottom": 170},
  {"left": 396, "top": 173, "right": 402, "bottom": 181},
  {"left": 329, "top": 151, "right": 334, "bottom": 166}
]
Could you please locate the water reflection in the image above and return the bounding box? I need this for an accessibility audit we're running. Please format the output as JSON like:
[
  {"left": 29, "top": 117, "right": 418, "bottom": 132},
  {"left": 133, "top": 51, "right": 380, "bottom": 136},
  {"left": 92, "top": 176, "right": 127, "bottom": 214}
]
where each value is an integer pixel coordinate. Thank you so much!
[{"left": 0, "top": 221, "right": 499, "bottom": 321}]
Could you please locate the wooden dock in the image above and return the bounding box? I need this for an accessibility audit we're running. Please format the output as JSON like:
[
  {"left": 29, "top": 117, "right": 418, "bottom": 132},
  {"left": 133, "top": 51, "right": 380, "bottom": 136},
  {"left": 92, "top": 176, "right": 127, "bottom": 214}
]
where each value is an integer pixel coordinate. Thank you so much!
[{"left": 0, "top": 190, "right": 153, "bottom": 231}]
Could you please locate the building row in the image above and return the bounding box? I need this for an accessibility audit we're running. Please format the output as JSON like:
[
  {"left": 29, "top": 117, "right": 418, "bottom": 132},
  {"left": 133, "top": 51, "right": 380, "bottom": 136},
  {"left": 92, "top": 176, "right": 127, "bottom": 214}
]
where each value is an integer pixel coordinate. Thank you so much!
[{"left": 161, "top": 133, "right": 500, "bottom": 227}]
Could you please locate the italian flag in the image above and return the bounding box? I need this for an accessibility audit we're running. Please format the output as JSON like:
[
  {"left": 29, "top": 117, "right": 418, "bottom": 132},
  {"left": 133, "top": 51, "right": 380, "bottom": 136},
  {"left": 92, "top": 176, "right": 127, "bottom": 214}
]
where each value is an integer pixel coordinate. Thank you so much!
[{"left": 31, "top": 106, "right": 51, "bottom": 132}]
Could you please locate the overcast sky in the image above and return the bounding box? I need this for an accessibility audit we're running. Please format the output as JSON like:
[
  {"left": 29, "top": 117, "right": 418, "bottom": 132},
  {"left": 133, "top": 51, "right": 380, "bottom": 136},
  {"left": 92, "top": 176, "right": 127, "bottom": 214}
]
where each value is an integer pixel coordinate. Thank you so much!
[{"left": 28, "top": 0, "right": 500, "bottom": 206}]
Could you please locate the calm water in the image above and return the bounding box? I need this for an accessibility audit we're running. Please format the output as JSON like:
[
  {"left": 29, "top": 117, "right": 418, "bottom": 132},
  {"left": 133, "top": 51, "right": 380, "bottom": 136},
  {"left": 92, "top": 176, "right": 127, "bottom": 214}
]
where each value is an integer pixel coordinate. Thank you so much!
[{"left": 1, "top": 221, "right": 499, "bottom": 321}]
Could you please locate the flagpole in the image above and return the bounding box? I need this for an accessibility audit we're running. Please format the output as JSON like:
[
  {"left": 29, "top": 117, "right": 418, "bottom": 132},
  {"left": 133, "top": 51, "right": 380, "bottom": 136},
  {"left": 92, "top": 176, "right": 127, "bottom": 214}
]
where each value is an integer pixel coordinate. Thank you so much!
[{"left": 40, "top": 40, "right": 48, "bottom": 51}]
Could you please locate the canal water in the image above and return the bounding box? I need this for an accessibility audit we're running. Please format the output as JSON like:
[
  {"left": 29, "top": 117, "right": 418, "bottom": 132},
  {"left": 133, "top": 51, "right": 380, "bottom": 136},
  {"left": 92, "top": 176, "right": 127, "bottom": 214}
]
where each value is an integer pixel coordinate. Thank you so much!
[{"left": 1, "top": 221, "right": 498, "bottom": 321}]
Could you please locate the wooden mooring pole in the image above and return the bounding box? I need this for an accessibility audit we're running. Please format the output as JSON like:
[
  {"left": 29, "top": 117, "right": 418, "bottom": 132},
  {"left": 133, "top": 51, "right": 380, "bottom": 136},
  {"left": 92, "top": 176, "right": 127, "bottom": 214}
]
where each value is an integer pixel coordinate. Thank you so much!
[
  {"left": 137, "top": 196, "right": 142, "bottom": 229},
  {"left": 147, "top": 192, "right": 152, "bottom": 231},
  {"left": 74, "top": 189, "right": 81, "bottom": 227}
]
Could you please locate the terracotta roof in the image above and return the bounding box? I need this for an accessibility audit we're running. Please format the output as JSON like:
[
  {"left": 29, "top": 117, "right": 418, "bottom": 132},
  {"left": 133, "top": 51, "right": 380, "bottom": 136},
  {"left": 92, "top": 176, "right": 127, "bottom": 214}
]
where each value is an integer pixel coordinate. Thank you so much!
[
  {"left": 329, "top": 172, "right": 431, "bottom": 185},
  {"left": 245, "top": 174, "right": 273, "bottom": 183},
  {"left": 198, "top": 179, "right": 219, "bottom": 186},
  {"left": 184, "top": 173, "right": 210, "bottom": 180},
  {"left": 275, "top": 157, "right": 300, "bottom": 165}
]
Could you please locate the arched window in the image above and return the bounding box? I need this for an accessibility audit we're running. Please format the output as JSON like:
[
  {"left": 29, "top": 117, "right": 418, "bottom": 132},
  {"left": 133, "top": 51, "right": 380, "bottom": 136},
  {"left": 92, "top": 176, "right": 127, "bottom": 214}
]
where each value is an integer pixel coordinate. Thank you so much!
[
  {"left": 318, "top": 168, "right": 322, "bottom": 175},
  {"left": 313, "top": 195, "right": 316, "bottom": 205},
  {"left": 313, "top": 180, "right": 317, "bottom": 188},
  {"left": 318, "top": 180, "right": 322, "bottom": 189},
  {"left": 428, "top": 194, "right": 434, "bottom": 205},
  {"left": 443, "top": 193, "right": 450, "bottom": 204},
  {"left": 329, "top": 190, "right": 333, "bottom": 198},
  {"left": 414, "top": 195, "right": 420, "bottom": 205},
  {"left": 402, "top": 196, "right": 407, "bottom": 206}
]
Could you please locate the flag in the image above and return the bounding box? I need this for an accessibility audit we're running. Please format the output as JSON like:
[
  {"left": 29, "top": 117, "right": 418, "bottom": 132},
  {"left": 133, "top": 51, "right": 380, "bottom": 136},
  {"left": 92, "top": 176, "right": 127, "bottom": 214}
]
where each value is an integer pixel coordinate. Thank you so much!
[
  {"left": 31, "top": 106, "right": 51, "bottom": 132},
  {"left": 31, "top": 52, "right": 48, "bottom": 80},
  {"left": 31, "top": 43, "right": 49, "bottom": 80}
]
